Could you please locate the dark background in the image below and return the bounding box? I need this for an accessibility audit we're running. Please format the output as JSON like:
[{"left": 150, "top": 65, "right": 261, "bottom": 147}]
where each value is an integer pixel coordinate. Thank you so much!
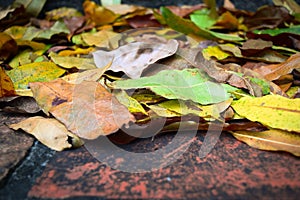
[{"left": 1, "top": 0, "right": 300, "bottom": 13}]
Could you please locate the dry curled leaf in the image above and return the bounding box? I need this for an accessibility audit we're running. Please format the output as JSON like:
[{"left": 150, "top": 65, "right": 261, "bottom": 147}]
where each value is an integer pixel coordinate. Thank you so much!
[{"left": 9, "top": 116, "right": 83, "bottom": 151}]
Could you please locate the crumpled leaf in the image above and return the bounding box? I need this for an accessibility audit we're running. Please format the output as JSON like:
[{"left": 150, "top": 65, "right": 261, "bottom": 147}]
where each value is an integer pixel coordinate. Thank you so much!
[
  {"left": 9, "top": 116, "right": 83, "bottom": 151},
  {"left": 0, "top": 32, "right": 18, "bottom": 62},
  {"left": 231, "top": 129, "right": 300, "bottom": 156},
  {"left": 112, "top": 68, "right": 237, "bottom": 105},
  {"left": 0, "top": 67, "right": 16, "bottom": 97},
  {"left": 6, "top": 61, "right": 66, "bottom": 89},
  {"left": 49, "top": 52, "right": 96, "bottom": 70},
  {"left": 29, "top": 79, "right": 136, "bottom": 139},
  {"left": 231, "top": 95, "right": 300, "bottom": 132},
  {"left": 252, "top": 53, "right": 300, "bottom": 81},
  {"left": 93, "top": 39, "right": 179, "bottom": 79}
]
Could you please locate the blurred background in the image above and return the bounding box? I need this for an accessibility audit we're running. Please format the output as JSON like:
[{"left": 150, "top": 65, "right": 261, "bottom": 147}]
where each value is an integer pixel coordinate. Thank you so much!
[{"left": 1, "top": 0, "right": 300, "bottom": 13}]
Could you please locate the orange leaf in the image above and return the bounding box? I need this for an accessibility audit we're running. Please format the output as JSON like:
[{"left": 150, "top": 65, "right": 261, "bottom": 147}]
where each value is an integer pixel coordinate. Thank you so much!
[
  {"left": 0, "top": 67, "right": 16, "bottom": 97},
  {"left": 30, "top": 79, "right": 135, "bottom": 139},
  {"left": 254, "top": 53, "right": 300, "bottom": 81}
]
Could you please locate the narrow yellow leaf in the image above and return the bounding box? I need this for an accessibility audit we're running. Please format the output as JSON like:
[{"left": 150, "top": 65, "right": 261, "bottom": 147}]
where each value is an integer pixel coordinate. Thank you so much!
[
  {"left": 231, "top": 95, "right": 300, "bottom": 132},
  {"left": 231, "top": 129, "right": 300, "bottom": 156}
]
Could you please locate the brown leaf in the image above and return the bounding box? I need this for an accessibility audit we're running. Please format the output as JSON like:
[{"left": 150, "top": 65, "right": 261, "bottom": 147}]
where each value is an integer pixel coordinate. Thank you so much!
[
  {"left": 127, "top": 14, "right": 161, "bottom": 28},
  {"left": 29, "top": 79, "right": 136, "bottom": 139},
  {"left": 0, "top": 32, "right": 18, "bottom": 62},
  {"left": 244, "top": 6, "right": 296, "bottom": 31},
  {"left": 253, "top": 53, "right": 300, "bottom": 81},
  {"left": 240, "top": 39, "right": 273, "bottom": 57},
  {"left": 1, "top": 96, "right": 40, "bottom": 114}
]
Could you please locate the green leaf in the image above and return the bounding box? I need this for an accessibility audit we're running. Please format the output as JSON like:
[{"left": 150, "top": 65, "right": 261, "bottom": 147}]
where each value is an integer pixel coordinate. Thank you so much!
[
  {"left": 6, "top": 62, "right": 66, "bottom": 89},
  {"left": 190, "top": 9, "right": 217, "bottom": 29},
  {"left": 101, "top": 0, "right": 121, "bottom": 6},
  {"left": 160, "top": 7, "right": 214, "bottom": 39},
  {"left": 112, "top": 68, "right": 235, "bottom": 105},
  {"left": 253, "top": 25, "right": 300, "bottom": 36},
  {"left": 231, "top": 95, "right": 300, "bottom": 132},
  {"left": 231, "top": 129, "right": 300, "bottom": 156}
]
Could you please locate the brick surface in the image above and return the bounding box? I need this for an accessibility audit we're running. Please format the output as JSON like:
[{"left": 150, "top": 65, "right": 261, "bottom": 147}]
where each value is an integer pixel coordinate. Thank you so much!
[{"left": 28, "top": 132, "right": 300, "bottom": 199}]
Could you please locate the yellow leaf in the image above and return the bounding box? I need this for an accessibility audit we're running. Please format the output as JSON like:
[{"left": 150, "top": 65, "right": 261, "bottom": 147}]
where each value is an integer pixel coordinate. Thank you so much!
[
  {"left": 58, "top": 47, "right": 95, "bottom": 56},
  {"left": 231, "top": 95, "right": 300, "bottom": 132},
  {"left": 6, "top": 62, "right": 66, "bottom": 89},
  {"left": 202, "top": 46, "right": 231, "bottom": 60},
  {"left": 49, "top": 52, "right": 96, "bottom": 70},
  {"left": 114, "top": 90, "right": 148, "bottom": 115},
  {"left": 231, "top": 129, "right": 300, "bottom": 156},
  {"left": 83, "top": 0, "right": 119, "bottom": 26},
  {"left": 9, "top": 116, "right": 83, "bottom": 151},
  {"left": 81, "top": 30, "right": 121, "bottom": 49}
]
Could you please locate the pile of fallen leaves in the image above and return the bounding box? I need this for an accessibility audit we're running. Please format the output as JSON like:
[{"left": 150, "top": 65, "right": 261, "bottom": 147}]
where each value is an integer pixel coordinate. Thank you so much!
[{"left": 1, "top": 0, "right": 300, "bottom": 156}]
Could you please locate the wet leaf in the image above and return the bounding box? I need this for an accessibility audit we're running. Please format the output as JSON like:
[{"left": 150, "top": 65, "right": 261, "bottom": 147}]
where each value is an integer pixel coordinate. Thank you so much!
[
  {"left": 49, "top": 52, "right": 96, "bottom": 70},
  {"left": 30, "top": 79, "right": 136, "bottom": 139},
  {"left": 112, "top": 68, "right": 236, "bottom": 105},
  {"left": 93, "top": 39, "right": 179, "bottom": 79},
  {"left": 6, "top": 62, "right": 66, "bottom": 89},
  {"left": 231, "top": 129, "right": 300, "bottom": 156},
  {"left": 9, "top": 116, "right": 83, "bottom": 151},
  {"left": 0, "top": 67, "right": 16, "bottom": 97},
  {"left": 231, "top": 95, "right": 300, "bottom": 132}
]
